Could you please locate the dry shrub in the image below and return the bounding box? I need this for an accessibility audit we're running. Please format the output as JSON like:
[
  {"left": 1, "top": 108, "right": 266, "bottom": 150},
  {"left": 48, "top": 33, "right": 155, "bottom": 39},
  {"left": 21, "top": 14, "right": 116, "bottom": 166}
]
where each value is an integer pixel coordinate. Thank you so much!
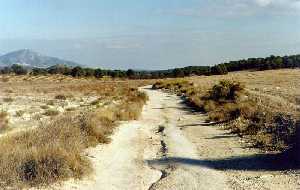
[
  {"left": 197, "top": 80, "right": 246, "bottom": 122},
  {"left": 152, "top": 80, "right": 192, "bottom": 92},
  {"left": 55, "top": 94, "right": 67, "bottom": 100},
  {"left": 43, "top": 109, "right": 60, "bottom": 116},
  {"left": 90, "top": 99, "right": 100, "bottom": 106},
  {"left": 116, "top": 91, "right": 148, "bottom": 121},
  {"left": 3, "top": 97, "right": 13, "bottom": 103},
  {"left": 290, "top": 118, "right": 300, "bottom": 162},
  {"left": 78, "top": 113, "right": 115, "bottom": 145},
  {"left": 0, "top": 116, "right": 91, "bottom": 189},
  {"left": 1, "top": 77, "right": 9, "bottom": 82},
  {"left": 116, "top": 103, "right": 143, "bottom": 121},
  {"left": 0, "top": 111, "right": 9, "bottom": 131},
  {"left": 47, "top": 100, "right": 55, "bottom": 106},
  {"left": 40, "top": 105, "right": 50, "bottom": 110},
  {"left": 206, "top": 81, "right": 297, "bottom": 150},
  {"left": 208, "top": 80, "right": 244, "bottom": 102},
  {"left": 229, "top": 110, "right": 296, "bottom": 150},
  {"left": 152, "top": 81, "right": 163, "bottom": 89},
  {"left": 208, "top": 103, "right": 241, "bottom": 122},
  {"left": 0, "top": 110, "right": 124, "bottom": 189}
]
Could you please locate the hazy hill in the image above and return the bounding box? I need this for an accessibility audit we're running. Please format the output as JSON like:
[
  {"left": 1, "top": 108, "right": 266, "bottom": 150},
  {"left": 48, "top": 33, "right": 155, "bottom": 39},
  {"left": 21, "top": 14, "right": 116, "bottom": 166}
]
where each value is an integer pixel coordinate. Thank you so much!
[{"left": 0, "top": 49, "right": 80, "bottom": 68}]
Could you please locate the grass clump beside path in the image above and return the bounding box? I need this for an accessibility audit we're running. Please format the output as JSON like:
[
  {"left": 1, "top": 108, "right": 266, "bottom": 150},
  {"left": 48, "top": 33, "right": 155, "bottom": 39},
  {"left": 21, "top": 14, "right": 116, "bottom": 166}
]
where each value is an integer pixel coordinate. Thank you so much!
[
  {"left": 153, "top": 79, "right": 298, "bottom": 152},
  {"left": 0, "top": 88, "right": 148, "bottom": 189},
  {"left": 0, "top": 115, "right": 92, "bottom": 189}
]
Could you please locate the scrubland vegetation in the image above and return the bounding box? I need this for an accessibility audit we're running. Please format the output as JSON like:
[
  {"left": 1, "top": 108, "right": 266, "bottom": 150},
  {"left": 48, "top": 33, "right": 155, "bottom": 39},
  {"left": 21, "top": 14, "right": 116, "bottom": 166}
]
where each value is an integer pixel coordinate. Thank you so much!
[
  {"left": 0, "top": 75, "right": 149, "bottom": 189},
  {"left": 153, "top": 69, "right": 299, "bottom": 153}
]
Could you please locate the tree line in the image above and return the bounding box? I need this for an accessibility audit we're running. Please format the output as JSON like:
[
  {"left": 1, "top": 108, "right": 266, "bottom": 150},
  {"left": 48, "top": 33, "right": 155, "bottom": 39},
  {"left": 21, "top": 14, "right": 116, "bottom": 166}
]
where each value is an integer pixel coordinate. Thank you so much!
[{"left": 1, "top": 54, "right": 300, "bottom": 79}]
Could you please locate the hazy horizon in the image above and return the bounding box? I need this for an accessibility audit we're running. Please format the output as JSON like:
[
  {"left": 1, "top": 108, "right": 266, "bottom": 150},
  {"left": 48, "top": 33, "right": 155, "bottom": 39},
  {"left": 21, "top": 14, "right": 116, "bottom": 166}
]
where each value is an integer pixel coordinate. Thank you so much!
[{"left": 1, "top": 0, "right": 300, "bottom": 70}]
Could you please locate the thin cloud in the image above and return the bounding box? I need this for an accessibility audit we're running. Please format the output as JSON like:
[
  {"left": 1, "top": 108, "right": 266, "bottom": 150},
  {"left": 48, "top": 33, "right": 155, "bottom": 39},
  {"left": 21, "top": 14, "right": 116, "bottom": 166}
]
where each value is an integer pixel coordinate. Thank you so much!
[
  {"left": 159, "top": 0, "right": 300, "bottom": 18},
  {"left": 255, "top": 0, "right": 300, "bottom": 8}
]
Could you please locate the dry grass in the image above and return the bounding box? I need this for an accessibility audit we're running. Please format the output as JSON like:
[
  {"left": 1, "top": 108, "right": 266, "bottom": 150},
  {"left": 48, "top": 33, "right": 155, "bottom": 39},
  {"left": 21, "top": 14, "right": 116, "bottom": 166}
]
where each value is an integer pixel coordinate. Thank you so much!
[
  {"left": 0, "top": 75, "right": 153, "bottom": 99},
  {"left": 0, "top": 75, "right": 149, "bottom": 189},
  {"left": 188, "top": 69, "right": 300, "bottom": 110},
  {"left": 0, "top": 115, "right": 91, "bottom": 189},
  {"left": 153, "top": 69, "right": 300, "bottom": 151}
]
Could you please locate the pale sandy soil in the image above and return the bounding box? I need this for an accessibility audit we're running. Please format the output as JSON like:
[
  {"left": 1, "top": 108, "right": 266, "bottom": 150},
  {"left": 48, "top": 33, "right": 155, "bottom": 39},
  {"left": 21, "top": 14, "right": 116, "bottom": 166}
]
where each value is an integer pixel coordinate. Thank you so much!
[{"left": 38, "top": 86, "right": 299, "bottom": 190}]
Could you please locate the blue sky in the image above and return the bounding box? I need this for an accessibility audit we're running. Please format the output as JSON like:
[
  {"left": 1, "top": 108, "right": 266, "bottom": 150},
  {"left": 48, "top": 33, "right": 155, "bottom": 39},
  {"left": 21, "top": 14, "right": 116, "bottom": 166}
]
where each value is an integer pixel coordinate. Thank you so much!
[{"left": 0, "top": 0, "right": 300, "bottom": 69}]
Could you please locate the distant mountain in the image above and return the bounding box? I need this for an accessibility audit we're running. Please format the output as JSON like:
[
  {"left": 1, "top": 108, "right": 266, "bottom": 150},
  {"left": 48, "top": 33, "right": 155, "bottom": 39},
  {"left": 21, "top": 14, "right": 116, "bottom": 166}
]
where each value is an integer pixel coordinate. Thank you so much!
[{"left": 0, "top": 49, "right": 80, "bottom": 68}]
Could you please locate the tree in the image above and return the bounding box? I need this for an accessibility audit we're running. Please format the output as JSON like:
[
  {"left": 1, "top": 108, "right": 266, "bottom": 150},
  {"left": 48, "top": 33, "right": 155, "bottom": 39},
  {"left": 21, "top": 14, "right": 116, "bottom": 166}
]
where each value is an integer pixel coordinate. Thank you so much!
[
  {"left": 31, "top": 68, "right": 48, "bottom": 76},
  {"left": 94, "top": 68, "right": 103, "bottom": 78},
  {"left": 0, "top": 67, "right": 12, "bottom": 74},
  {"left": 71, "top": 66, "right": 85, "bottom": 77},
  {"left": 126, "top": 69, "right": 135, "bottom": 79},
  {"left": 47, "top": 65, "right": 71, "bottom": 75},
  {"left": 172, "top": 68, "right": 185, "bottom": 78},
  {"left": 211, "top": 64, "right": 228, "bottom": 75},
  {"left": 84, "top": 68, "right": 95, "bottom": 77},
  {"left": 11, "top": 64, "right": 27, "bottom": 75}
]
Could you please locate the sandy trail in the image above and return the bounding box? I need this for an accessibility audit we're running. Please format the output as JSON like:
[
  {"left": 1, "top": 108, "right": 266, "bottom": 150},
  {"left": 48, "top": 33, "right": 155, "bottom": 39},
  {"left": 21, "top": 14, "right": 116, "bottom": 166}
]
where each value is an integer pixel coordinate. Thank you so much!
[{"left": 42, "top": 86, "right": 299, "bottom": 190}]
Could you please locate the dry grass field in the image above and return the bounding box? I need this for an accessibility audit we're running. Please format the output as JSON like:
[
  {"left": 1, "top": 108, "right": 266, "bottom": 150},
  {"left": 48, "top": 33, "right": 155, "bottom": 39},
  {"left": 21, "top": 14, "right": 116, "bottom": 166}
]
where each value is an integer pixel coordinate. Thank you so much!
[
  {"left": 0, "top": 75, "right": 151, "bottom": 130},
  {"left": 153, "top": 69, "right": 300, "bottom": 152},
  {"left": 189, "top": 69, "right": 299, "bottom": 112},
  {"left": 0, "top": 75, "right": 151, "bottom": 189}
]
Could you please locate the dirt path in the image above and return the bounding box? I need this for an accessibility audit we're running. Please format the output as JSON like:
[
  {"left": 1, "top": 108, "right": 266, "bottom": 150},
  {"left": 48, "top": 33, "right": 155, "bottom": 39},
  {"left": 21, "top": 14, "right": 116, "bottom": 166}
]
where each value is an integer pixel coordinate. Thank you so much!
[{"left": 43, "top": 86, "right": 299, "bottom": 190}]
